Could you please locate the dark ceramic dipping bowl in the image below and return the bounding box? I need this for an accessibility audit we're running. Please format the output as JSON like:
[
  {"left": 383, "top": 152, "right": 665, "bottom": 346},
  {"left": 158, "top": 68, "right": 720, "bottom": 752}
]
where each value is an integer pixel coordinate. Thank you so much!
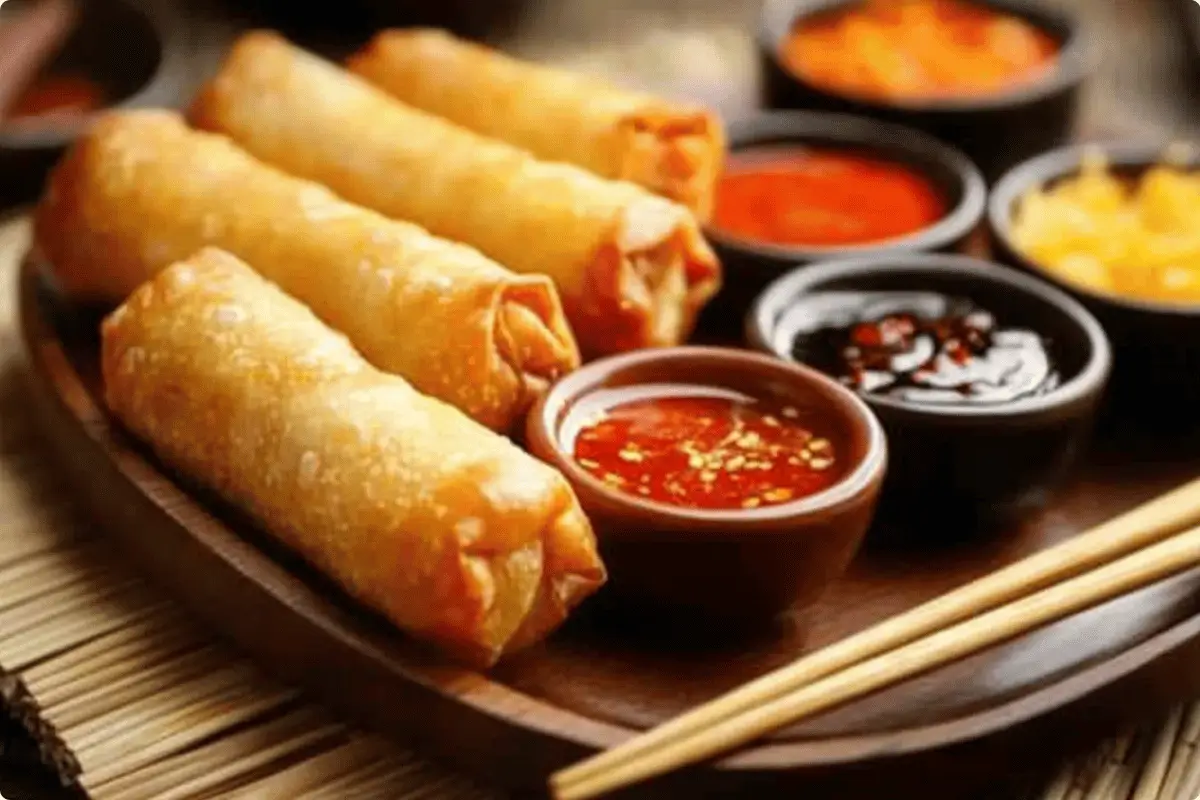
[
  {"left": 697, "top": 111, "right": 986, "bottom": 339},
  {"left": 758, "top": 0, "right": 1088, "bottom": 179},
  {"left": 0, "top": 0, "right": 174, "bottom": 205},
  {"left": 748, "top": 255, "right": 1111, "bottom": 536},
  {"left": 990, "top": 143, "right": 1200, "bottom": 428},
  {"left": 526, "top": 346, "right": 886, "bottom": 630}
]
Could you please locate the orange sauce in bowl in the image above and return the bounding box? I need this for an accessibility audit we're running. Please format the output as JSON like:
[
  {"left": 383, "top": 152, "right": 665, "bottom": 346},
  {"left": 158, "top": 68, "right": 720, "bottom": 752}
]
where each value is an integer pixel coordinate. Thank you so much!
[
  {"left": 782, "top": 0, "right": 1059, "bottom": 102},
  {"left": 712, "top": 148, "right": 947, "bottom": 248}
]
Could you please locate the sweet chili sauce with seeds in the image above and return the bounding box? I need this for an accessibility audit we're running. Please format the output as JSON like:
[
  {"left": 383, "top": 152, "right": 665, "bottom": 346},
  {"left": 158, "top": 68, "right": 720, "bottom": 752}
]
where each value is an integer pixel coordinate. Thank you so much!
[
  {"left": 566, "top": 385, "right": 844, "bottom": 511},
  {"left": 712, "top": 148, "right": 947, "bottom": 248},
  {"left": 785, "top": 291, "right": 1060, "bottom": 405}
]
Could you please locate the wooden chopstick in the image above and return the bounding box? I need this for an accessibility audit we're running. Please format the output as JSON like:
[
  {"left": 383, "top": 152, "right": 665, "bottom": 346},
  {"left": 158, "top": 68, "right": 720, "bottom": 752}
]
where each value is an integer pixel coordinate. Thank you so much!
[
  {"left": 556, "top": 522, "right": 1200, "bottom": 799},
  {"left": 552, "top": 476, "right": 1200, "bottom": 796}
]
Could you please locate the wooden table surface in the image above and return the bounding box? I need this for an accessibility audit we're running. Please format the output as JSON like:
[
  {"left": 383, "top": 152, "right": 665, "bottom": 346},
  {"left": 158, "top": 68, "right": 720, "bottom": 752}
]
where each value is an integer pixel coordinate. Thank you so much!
[{"left": 1, "top": 0, "right": 1199, "bottom": 798}]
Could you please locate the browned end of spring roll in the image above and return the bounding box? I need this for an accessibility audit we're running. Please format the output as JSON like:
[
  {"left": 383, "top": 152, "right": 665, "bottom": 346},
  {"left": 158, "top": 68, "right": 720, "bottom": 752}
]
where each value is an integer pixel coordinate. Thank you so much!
[
  {"left": 101, "top": 247, "right": 605, "bottom": 666},
  {"left": 590, "top": 191, "right": 722, "bottom": 353},
  {"left": 191, "top": 32, "right": 721, "bottom": 357},
  {"left": 34, "top": 110, "right": 579, "bottom": 432},
  {"left": 348, "top": 28, "right": 726, "bottom": 221}
]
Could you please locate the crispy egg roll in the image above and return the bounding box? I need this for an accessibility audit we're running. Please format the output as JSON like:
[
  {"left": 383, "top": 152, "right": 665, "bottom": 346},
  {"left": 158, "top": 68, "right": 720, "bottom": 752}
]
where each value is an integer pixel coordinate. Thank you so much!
[
  {"left": 35, "top": 110, "right": 579, "bottom": 432},
  {"left": 101, "top": 247, "right": 605, "bottom": 666},
  {"left": 348, "top": 28, "right": 726, "bottom": 221},
  {"left": 191, "top": 32, "right": 721, "bottom": 357}
]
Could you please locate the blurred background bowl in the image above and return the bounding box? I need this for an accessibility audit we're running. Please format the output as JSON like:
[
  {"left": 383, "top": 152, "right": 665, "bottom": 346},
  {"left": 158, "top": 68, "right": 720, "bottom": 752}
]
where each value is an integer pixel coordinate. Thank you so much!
[
  {"left": 747, "top": 254, "right": 1110, "bottom": 539},
  {"left": 1170, "top": 0, "right": 1200, "bottom": 82},
  {"left": 989, "top": 141, "right": 1200, "bottom": 430},
  {"left": 697, "top": 110, "right": 986, "bottom": 341},
  {"left": 758, "top": 0, "right": 1089, "bottom": 180},
  {"left": 0, "top": 0, "right": 177, "bottom": 206}
]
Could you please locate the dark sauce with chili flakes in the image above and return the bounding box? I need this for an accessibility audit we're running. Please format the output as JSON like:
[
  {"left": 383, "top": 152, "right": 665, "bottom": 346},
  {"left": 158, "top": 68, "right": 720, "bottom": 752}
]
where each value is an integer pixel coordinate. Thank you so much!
[
  {"left": 563, "top": 385, "right": 844, "bottom": 511},
  {"left": 784, "top": 292, "right": 1060, "bottom": 405}
]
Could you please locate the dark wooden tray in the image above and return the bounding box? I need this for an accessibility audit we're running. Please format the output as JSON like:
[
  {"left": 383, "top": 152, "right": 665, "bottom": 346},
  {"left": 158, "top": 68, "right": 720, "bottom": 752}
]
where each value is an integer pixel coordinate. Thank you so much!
[{"left": 17, "top": 251, "right": 1200, "bottom": 799}]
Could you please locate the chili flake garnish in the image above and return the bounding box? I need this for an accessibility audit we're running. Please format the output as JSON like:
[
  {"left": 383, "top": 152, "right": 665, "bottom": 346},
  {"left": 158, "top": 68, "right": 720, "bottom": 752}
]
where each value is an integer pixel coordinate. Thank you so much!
[{"left": 571, "top": 393, "right": 843, "bottom": 511}]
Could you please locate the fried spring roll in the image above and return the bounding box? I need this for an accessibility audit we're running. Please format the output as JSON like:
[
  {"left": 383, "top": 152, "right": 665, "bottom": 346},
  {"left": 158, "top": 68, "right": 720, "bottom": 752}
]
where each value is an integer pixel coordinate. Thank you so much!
[
  {"left": 35, "top": 110, "right": 579, "bottom": 432},
  {"left": 348, "top": 28, "right": 726, "bottom": 221},
  {"left": 102, "top": 247, "right": 605, "bottom": 666},
  {"left": 191, "top": 32, "right": 721, "bottom": 357}
]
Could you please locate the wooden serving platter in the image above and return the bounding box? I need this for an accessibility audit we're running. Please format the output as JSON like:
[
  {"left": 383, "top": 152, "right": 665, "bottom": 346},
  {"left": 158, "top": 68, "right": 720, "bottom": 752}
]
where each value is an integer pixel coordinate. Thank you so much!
[{"left": 18, "top": 250, "right": 1200, "bottom": 799}]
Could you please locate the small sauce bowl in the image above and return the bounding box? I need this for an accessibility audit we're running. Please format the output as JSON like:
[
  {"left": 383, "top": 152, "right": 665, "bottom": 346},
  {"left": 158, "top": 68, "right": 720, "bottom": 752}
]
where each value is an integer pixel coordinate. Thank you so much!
[
  {"left": 747, "top": 255, "right": 1111, "bottom": 536},
  {"left": 696, "top": 111, "right": 985, "bottom": 340},
  {"left": 989, "top": 142, "right": 1200, "bottom": 428},
  {"left": 526, "top": 346, "right": 886, "bottom": 630},
  {"left": 758, "top": 0, "right": 1089, "bottom": 179},
  {"left": 0, "top": 0, "right": 177, "bottom": 205}
]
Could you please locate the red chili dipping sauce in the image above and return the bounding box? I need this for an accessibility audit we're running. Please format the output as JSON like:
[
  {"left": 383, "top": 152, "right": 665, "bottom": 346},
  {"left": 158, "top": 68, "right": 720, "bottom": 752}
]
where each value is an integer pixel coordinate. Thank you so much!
[
  {"left": 712, "top": 149, "right": 947, "bottom": 248},
  {"left": 7, "top": 75, "right": 104, "bottom": 122},
  {"left": 567, "top": 386, "right": 844, "bottom": 511}
]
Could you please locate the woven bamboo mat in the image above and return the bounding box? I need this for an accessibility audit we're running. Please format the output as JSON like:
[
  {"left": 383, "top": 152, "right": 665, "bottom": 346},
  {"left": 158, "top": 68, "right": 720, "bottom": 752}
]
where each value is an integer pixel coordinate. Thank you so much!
[
  {"left": 0, "top": 216, "right": 496, "bottom": 799},
  {"left": 2, "top": 210, "right": 1199, "bottom": 800}
]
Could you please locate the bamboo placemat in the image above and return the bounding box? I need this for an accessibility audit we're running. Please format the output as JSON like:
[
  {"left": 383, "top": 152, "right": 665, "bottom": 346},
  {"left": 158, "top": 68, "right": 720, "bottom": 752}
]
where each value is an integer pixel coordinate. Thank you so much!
[
  {"left": 2, "top": 209, "right": 1200, "bottom": 800},
  {"left": 0, "top": 215, "right": 496, "bottom": 799}
]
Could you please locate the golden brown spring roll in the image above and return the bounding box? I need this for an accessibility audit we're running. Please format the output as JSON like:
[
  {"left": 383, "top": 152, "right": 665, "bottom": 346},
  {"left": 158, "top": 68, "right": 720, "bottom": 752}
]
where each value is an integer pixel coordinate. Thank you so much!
[
  {"left": 102, "top": 247, "right": 605, "bottom": 666},
  {"left": 35, "top": 110, "right": 579, "bottom": 433},
  {"left": 348, "top": 28, "right": 726, "bottom": 221},
  {"left": 191, "top": 32, "right": 721, "bottom": 358}
]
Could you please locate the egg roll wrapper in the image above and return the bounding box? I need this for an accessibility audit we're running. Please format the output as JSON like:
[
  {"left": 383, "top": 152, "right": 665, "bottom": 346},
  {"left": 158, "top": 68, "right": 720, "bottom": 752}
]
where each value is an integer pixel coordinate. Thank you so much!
[
  {"left": 348, "top": 28, "right": 725, "bottom": 221},
  {"left": 192, "top": 32, "right": 721, "bottom": 357},
  {"left": 101, "top": 248, "right": 605, "bottom": 666},
  {"left": 35, "top": 110, "right": 578, "bottom": 432}
]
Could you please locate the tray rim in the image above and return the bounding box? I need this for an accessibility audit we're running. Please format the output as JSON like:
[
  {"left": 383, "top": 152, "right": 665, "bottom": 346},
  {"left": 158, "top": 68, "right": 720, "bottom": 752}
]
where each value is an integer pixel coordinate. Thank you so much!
[{"left": 17, "top": 246, "right": 1200, "bottom": 781}]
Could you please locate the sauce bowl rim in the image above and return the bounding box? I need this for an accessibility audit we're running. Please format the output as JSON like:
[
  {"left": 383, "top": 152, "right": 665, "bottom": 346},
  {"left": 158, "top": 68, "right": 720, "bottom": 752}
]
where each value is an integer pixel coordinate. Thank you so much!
[
  {"left": 757, "top": 0, "right": 1091, "bottom": 115},
  {"left": 526, "top": 345, "right": 887, "bottom": 532},
  {"left": 704, "top": 110, "right": 987, "bottom": 262},
  {"left": 989, "top": 139, "right": 1200, "bottom": 318},
  {"left": 746, "top": 253, "right": 1112, "bottom": 420},
  {"left": 0, "top": 0, "right": 180, "bottom": 150}
]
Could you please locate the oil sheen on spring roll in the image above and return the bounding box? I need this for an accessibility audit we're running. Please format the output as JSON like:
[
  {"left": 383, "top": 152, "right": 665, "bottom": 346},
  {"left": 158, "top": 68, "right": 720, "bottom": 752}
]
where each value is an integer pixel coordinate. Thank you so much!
[
  {"left": 101, "top": 247, "right": 605, "bottom": 666},
  {"left": 348, "top": 28, "right": 726, "bottom": 221},
  {"left": 191, "top": 32, "right": 721, "bottom": 357},
  {"left": 34, "top": 110, "right": 579, "bottom": 433}
]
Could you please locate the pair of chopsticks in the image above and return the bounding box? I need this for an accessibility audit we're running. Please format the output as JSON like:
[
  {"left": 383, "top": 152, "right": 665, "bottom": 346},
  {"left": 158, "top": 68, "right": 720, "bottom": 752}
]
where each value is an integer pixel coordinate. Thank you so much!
[{"left": 551, "top": 476, "right": 1200, "bottom": 799}]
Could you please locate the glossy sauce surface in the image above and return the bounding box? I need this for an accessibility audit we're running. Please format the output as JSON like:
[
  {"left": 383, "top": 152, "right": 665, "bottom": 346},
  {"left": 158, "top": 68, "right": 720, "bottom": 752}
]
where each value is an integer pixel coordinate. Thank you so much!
[
  {"left": 784, "top": 291, "right": 1060, "bottom": 405},
  {"left": 782, "top": 0, "right": 1059, "bottom": 102},
  {"left": 564, "top": 385, "right": 843, "bottom": 510},
  {"left": 7, "top": 74, "right": 104, "bottom": 121},
  {"left": 713, "top": 148, "right": 946, "bottom": 248}
]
